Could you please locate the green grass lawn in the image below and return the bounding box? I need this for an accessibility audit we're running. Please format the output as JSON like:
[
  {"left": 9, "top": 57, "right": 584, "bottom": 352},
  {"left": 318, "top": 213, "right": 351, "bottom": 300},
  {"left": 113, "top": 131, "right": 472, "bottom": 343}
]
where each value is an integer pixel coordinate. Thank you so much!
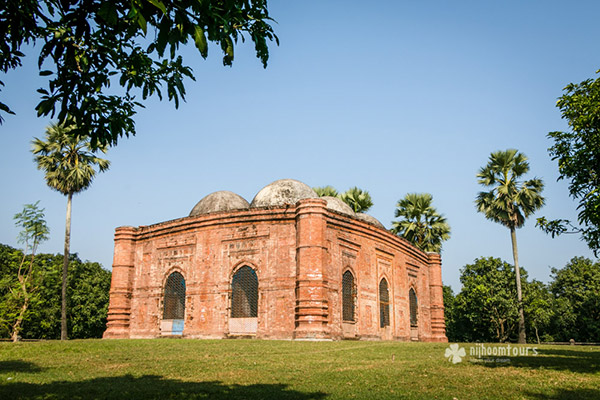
[{"left": 0, "top": 339, "right": 599, "bottom": 399}]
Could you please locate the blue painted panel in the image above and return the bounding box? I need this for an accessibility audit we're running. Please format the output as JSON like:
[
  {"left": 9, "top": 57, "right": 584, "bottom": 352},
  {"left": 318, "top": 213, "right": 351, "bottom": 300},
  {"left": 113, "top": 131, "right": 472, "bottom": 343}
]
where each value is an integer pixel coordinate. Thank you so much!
[{"left": 172, "top": 319, "right": 184, "bottom": 335}]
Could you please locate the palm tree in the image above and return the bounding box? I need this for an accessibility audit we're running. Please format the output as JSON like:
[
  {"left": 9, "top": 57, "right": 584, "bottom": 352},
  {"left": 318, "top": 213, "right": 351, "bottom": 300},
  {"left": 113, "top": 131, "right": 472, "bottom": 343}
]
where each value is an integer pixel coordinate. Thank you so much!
[
  {"left": 32, "top": 122, "right": 110, "bottom": 340},
  {"left": 313, "top": 186, "right": 339, "bottom": 197},
  {"left": 476, "top": 149, "right": 545, "bottom": 344},
  {"left": 391, "top": 193, "right": 451, "bottom": 253},
  {"left": 340, "top": 187, "right": 373, "bottom": 213}
]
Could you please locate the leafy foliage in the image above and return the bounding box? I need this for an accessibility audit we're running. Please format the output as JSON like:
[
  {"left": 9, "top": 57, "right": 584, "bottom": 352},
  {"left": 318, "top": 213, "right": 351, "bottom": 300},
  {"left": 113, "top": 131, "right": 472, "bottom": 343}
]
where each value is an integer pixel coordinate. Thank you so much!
[
  {"left": 32, "top": 121, "right": 110, "bottom": 340},
  {"left": 313, "top": 186, "right": 339, "bottom": 197},
  {"left": 523, "top": 280, "right": 554, "bottom": 344},
  {"left": 4, "top": 204, "right": 50, "bottom": 341},
  {"left": 0, "top": 0, "right": 278, "bottom": 146},
  {"left": 0, "top": 245, "right": 21, "bottom": 336},
  {"left": 442, "top": 285, "right": 459, "bottom": 341},
  {"left": 391, "top": 193, "right": 450, "bottom": 253},
  {"left": 476, "top": 149, "right": 545, "bottom": 230},
  {"left": 0, "top": 244, "right": 111, "bottom": 339},
  {"left": 32, "top": 121, "right": 110, "bottom": 196},
  {"left": 14, "top": 202, "right": 50, "bottom": 249},
  {"left": 445, "top": 256, "right": 599, "bottom": 343},
  {"left": 539, "top": 71, "right": 600, "bottom": 254},
  {"left": 548, "top": 257, "right": 600, "bottom": 342},
  {"left": 476, "top": 149, "right": 545, "bottom": 344},
  {"left": 449, "top": 257, "right": 522, "bottom": 342},
  {"left": 339, "top": 187, "right": 373, "bottom": 213}
]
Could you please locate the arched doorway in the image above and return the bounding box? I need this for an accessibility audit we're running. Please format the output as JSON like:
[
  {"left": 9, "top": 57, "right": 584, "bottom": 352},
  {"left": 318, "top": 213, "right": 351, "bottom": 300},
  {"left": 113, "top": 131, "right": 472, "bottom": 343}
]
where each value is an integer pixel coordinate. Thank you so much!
[
  {"left": 229, "top": 265, "right": 258, "bottom": 335},
  {"left": 342, "top": 270, "right": 357, "bottom": 338},
  {"left": 379, "top": 278, "right": 390, "bottom": 328},
  {"left": 342, "top": 270, "right": 356, "bottom": 322},
  {"left": 161, "top": 271, "right": 186, "bottom": 336},
  {"left": 409, "top": 287, "right": 418, "bottom": 340}
]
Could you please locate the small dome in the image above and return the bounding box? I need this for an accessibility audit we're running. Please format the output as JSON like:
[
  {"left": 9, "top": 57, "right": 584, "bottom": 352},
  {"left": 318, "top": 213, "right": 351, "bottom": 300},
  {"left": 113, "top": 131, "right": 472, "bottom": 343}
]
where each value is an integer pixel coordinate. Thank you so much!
[
  {"left": 322, "top": 196, "right": 355, "bottom": 216},
  {"left": 356, "top": 213, "right": 385, "bottom": 229},
  {"left": 251, "top": 179, "right": 318, "bottom": 208},
  {"left": 189, "top": 191, "right": 250, "bottom": 216}
]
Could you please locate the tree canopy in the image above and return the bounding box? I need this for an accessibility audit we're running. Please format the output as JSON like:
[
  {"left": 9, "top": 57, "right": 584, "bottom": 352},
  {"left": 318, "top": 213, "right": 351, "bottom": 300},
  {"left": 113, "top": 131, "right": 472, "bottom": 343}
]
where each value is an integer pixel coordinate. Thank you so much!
[
  {"left": 476, "top": 149, "right": 545, "bottom": 231},
  {"left": 537, "top": 71, "right": 600, "bottom": 255},
  {"left": 313, "top": 185, "right": 374, "bottom": 213},
  {"left": 32, "top": 122, "right": 110, "bottom": 196},
  {"left": 339, "top": 187, "right": 373, "bottom": 213},
  {"left": 0, "top": 244, "right": 111, "bottom": 340},
  {"left": 391, "top": 193, "right": 450, "bottom": 253},
  {"left": 0, "top": 0, "right": 278, "bottom": 146},
  {"left": 313, "top": 186, "right": 339, "bottom": 198},
  {"left": 6, "top": 203, "right": 50, "bottom": 341},
  {"left": 444, "top": 255, "right": 600, "bottom": 343},
  {"left": 549, "top": 256, "right": 600, "bottom": 342},
  {"left": 476, "top": 149, "right": 545, "bottom": 344},
  {"left": 33, "top": 121, "right": 110, "bottom": 340},
  {"left": 450, "top": 257, "right": 522, "bottom": 343}
]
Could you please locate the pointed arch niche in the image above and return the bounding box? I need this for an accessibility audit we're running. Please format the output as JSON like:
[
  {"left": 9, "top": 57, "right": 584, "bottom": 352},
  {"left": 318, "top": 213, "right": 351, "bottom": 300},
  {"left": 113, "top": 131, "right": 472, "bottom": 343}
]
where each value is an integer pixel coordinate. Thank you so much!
[
  {"left": 229, "top": 265, "right": 259, "bottom": 335},
  {"left": 161, "top": 271, "right": 186, "bottom": 336}
]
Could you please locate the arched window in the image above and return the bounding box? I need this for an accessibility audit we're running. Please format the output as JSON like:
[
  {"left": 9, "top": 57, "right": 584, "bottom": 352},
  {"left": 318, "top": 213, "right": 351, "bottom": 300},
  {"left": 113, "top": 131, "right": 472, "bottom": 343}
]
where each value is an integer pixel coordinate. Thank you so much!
[
  {"left": 379, "top": 278, "right": 390, "bottom": 328},
  {"left": 231, "top": 266, "right": 258, "bottom": 318},
  {"left": 342, "top": 270, "right": 356, "bottom": 322},
  {"left": 409, "top": 288, "right": 418, "bottom": 327},
  {"left": 163, "top": 271, "right": 186, "bottom": 319}
]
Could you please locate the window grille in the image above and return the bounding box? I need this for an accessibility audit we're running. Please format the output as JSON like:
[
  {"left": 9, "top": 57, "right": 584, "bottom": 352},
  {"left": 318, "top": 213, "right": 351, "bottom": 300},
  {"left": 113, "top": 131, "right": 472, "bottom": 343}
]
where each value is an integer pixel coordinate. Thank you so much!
[
  {"left": 342, "top": 270, "right": 356, "bottom": 322},
  {"left": 409, "top": 288, "right": 418, "bottom": 327},
  {"left": 231, "top": 266, "right": 258, "bottom": 318},
  {"left": 163, "top": 272, "right": 186, "bottom": 319},
  {"left": 379, "top": 278, "right": 390, "bottom": 328}
]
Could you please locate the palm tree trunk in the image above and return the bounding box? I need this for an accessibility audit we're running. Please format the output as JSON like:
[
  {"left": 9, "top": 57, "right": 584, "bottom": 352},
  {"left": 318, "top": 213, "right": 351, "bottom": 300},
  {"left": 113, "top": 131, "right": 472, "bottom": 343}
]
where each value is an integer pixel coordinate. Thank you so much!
[
  {"left": 61, "top": 192, "right": 72, "bottom": 341},
  {"left": 510, "top": 227, "right": 526, "bottom": 344}
]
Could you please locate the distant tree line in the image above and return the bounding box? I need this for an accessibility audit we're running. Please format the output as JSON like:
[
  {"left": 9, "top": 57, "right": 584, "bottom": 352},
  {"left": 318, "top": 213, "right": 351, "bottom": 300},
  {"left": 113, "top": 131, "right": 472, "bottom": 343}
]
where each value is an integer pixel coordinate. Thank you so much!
[
  {"left": 444, "top": 256, "right": 600, "bottom": 343},
  {"left": 0, "top": 243, "right": 111, "bottom": 340}
]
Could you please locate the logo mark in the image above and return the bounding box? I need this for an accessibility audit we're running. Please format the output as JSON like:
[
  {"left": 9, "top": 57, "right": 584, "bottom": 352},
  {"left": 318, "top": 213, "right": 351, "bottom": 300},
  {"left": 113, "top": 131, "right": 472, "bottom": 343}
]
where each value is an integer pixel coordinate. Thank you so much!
[{"left": 445, "top": 343, "right": 466, "bottom": 364}]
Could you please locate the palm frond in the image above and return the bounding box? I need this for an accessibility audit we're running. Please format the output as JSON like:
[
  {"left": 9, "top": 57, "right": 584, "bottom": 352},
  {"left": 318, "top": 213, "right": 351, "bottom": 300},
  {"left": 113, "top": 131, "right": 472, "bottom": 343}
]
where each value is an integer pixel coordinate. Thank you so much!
[
  {"left": 32, "top": 121, "right": 111, "bottom": 196},
  {"left": 340, "top": 187, "right": 373, "bottom": 213},
  {"left": 475, "top": 150, "right": 544, "bottom": 229},
  {"left": 392, "top": 193, "right": 451, "bottom": 252}
]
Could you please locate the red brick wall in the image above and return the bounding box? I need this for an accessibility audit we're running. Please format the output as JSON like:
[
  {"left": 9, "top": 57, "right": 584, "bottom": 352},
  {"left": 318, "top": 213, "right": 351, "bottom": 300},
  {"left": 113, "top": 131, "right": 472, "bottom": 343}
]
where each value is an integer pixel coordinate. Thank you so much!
[{"left": 103, "top": 200, "right": 447, "bottom": 342}]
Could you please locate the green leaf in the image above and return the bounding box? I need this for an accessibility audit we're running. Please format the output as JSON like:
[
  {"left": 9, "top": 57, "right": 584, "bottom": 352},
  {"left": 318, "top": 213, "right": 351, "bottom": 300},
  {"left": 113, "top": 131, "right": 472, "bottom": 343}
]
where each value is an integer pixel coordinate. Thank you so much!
[
  {"left": 0, "top": 101, "right": 15, "bottom": 115},
  {"left": 147, "top": 0, "right": 167, "bottom": 14},
  {"left": 98, "top": 2, "right": 118, "bottom": 25},
  {"left": 193, "top": 26, "right": 208, "bottom": 58},
  {"left": 138, "top": 13, "right": 148, "bottom": 34},
  {"left": 223, "top": 37, "right": 234, "bottom": 66}
]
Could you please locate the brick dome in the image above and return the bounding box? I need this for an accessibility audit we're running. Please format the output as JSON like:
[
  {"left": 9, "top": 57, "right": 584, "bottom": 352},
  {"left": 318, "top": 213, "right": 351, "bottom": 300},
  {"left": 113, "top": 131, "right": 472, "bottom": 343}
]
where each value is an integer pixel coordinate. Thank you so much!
[
  {"left": 250, "top": 179, "right": 318, "bottom": 208},
  {"left": 189, "top": 191, "right": 250, "bottom": 216},
  {"left": 356, "top": 212, "right": 385, "bottom": 229},
  {"left": 322, "top": 196, "right": 355, "bottom": 216},
  {"left": 105, "top": 180, "right": 447, "bottom": 342}
]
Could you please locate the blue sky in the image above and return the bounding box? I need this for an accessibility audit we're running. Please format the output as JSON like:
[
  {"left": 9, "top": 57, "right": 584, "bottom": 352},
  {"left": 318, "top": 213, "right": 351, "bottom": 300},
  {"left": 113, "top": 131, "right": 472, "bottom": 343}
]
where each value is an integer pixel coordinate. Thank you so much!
[{"left": 1, "top": 1, "right": 599, "bottom": 291}]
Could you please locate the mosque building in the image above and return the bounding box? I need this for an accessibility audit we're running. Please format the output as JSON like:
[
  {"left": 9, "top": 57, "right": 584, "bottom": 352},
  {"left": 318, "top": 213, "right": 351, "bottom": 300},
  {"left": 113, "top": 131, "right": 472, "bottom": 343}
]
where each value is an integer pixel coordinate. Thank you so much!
[{"left": 103, "top": 179, "right": 447, "bottom": 341}]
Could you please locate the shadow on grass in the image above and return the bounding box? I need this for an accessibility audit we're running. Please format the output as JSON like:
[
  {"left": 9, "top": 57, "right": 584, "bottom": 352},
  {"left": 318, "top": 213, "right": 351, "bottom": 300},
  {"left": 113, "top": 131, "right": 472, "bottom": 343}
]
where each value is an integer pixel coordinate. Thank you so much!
[
  {"left": 476, "top": 347, "right": 600, "bottom": 374},
  {"left": 0, "top": 374, "right": 328, "bottom": 400},
  {"left": 524, "top": 388, "right": 600, "bottom": 400},
  {"left": 0, "top": 360, "right": 43, "bottom": 374}
]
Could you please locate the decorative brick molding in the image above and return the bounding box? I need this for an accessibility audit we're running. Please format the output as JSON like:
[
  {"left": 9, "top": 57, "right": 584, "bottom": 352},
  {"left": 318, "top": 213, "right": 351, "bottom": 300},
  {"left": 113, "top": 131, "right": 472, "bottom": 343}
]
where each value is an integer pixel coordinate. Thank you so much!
[{"left": 103, "top": 200, "right": 447, "bottom": 342}]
